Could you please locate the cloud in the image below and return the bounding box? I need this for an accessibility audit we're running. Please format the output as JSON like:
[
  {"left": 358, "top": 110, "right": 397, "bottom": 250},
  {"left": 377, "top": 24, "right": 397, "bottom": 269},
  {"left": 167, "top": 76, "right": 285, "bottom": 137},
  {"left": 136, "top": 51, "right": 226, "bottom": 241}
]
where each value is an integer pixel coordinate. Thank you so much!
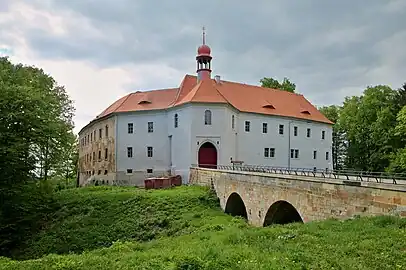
[{"left": 1, "top": 0, "right": 405, "bottom": 133}]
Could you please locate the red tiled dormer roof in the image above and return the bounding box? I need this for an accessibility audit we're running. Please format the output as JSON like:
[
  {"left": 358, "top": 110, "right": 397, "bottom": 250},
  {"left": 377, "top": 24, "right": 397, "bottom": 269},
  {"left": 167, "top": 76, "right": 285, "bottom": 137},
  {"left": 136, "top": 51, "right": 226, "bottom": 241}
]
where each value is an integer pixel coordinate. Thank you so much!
[{"left": 96, "top": 74, "right": 332, "bottom": 125}]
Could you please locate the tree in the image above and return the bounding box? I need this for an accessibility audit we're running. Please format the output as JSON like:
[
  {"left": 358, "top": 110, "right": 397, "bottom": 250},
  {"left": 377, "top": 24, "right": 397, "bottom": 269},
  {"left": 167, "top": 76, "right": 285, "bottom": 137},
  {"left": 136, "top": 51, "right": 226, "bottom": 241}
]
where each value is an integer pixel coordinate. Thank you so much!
[
  {"left": 318, "top": 105, "right": 346, "bottom": 170},
  {"left": 260, "top": 77, "right": 296, "bottom": 93},
  {"left": 0, "top": 57, "right": 75, "bottom": 256},
  {"left": 387, "top": 106, "right": 406, "bottom": 173},
  {"left": 338, "top": 85, "right": 399, "bottom": 171}
]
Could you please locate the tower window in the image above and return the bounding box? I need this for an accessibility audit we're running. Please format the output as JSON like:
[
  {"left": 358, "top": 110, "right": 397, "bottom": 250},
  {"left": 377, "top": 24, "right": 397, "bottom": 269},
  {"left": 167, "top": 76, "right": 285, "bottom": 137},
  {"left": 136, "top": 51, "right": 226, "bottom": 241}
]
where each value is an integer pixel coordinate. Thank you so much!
[
  {"left": 307, "top": 128, "right": 311, "bottom": 138},
  {"left": 313, "top": 150, "right": 317, "bottom": 159},
  {"left": 322, "top": 130, "right": 325, "bottom": 139},
  {"left": 204, "top": 110, "right": 212, "bottom": 125},
  {"left": 262, "top": 123, "right": 268, "bottom": 133},
  {"left": 174, "top": 114, "right": 178, "bottom": 128},
  {"left": 245, "top": 121, "right": 250, "bottom": 132},
  {"left": 232, "top": 115, "right": 235, "bottom": 129},
  {"left": 326, "top": 151, "right": 329, "bottom": 160},
  {"left": 293, "top": 126, "right": 298, "bottom": 136}
]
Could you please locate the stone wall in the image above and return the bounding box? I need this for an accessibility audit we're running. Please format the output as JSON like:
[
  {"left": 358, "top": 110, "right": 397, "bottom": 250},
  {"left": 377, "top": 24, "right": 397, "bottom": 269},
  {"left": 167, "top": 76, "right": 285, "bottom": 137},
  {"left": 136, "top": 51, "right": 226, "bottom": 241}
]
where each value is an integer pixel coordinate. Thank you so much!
[
  {"left": 189, "top": 167, "right": 406, "bottom": 226},
  {"left": 78, "top": 116, "right": 116, "bottom": 186}
]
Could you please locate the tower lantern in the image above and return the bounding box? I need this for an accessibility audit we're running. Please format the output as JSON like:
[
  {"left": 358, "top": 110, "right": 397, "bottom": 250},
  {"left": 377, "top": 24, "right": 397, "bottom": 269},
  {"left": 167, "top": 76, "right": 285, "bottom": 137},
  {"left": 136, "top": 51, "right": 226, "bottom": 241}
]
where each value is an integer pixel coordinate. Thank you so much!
[{"left": 196, "top": 27, "right": 212, "bottom": 82}]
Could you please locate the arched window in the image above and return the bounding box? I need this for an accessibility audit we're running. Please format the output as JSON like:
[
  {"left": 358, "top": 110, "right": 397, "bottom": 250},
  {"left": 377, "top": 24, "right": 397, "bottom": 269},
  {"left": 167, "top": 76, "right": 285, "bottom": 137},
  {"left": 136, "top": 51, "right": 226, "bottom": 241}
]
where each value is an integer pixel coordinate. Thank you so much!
[
  {"left": 204, "top": 110, "right": 212, "bottom": 125},
  {"left": 174, "top": 113, "right": 178, "bottom": 128},
  {"left": 232, "top": 115, "right": 235, "bottom": 129}
]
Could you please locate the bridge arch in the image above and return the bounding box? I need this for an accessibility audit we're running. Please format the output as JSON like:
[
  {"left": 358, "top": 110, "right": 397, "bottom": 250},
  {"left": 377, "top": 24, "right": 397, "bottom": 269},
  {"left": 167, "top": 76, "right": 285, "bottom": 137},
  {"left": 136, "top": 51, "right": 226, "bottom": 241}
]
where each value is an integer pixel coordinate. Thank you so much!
[
  {"left": 263, "top": 200, "right": 303, "bottom": 227},
  {"left": 225, "top": 192, "right": 248, "bottom": 219}
]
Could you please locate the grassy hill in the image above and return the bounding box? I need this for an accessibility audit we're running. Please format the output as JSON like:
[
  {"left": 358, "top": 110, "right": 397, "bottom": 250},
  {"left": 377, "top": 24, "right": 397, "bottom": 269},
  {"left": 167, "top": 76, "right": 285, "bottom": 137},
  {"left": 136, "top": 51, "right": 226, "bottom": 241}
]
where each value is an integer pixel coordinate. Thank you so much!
[{"left": 1, "top": 186, "right": 406, "bottom": 270}]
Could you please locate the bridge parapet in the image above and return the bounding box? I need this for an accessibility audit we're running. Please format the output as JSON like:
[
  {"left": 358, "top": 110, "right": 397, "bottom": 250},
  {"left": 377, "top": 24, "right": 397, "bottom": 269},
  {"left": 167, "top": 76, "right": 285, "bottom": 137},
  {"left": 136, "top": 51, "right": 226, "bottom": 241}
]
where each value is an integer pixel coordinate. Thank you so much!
[{"left": 189, "top": 166, "right": 406, "bottom": 227}]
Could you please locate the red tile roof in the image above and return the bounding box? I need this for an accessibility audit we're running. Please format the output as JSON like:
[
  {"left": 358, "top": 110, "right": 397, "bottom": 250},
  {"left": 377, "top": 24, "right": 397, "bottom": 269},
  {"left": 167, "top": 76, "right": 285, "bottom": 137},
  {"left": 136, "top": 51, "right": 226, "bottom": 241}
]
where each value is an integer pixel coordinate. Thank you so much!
[{"left": 97, "top": 74, "right": 332, "bottom": 124}]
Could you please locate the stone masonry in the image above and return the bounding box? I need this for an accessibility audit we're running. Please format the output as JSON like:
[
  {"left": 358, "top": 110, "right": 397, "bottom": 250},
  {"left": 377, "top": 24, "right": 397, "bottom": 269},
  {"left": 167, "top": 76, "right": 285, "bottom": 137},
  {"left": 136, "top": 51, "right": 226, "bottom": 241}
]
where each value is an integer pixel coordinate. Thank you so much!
[{"left": 189, "top": 167, "right": 406, "bottom": 226}]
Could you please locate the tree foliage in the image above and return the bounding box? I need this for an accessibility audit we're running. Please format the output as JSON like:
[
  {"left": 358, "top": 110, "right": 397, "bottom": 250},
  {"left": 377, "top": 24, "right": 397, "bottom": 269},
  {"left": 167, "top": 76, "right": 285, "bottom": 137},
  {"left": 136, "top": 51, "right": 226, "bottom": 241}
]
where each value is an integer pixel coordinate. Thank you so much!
[
  {"left": 0, "top": 57, "right": 76, "bottom": 256},
  {"left": 318, "top": 83, "right": 406, "bottom": 173},
  {"left": 260, "top": 77, "right": 296, "bottom": 93}
]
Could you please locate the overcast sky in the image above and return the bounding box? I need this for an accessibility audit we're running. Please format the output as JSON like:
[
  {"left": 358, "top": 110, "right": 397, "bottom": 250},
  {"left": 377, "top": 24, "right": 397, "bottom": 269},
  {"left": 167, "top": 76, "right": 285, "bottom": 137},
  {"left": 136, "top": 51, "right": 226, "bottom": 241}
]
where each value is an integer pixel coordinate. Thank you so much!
[{"left": 1, "top": 0, "right": 406, "bottom": 133}]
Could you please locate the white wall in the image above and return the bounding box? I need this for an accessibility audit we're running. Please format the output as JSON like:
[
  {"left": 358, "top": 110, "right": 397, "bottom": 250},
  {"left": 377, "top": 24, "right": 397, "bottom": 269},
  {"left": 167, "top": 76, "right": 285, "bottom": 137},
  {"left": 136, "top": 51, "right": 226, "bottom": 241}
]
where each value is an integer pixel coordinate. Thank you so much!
[
  {"left": 116, "top": 111, "right": 170, "bottom": 184},
  {"left": 189, "top": 104, "right": 237, "bottom": 166},
  {"left": 236, "top": 111, "right": 333, "bottom": 170},
  {"left": 167, "top": 106, "right": 192, "bottom": 183},
  {"left": 113, "top": 104, "right": 333, "bottom": 185}
]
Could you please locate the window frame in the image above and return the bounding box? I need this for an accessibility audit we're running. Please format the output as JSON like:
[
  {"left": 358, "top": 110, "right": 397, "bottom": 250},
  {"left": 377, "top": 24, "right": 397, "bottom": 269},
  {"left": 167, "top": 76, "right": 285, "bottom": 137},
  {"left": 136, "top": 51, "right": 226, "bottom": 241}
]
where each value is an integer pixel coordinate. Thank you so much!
[
  {"left": 147, "top": 146, "right": 153, "bottom": 157},
  {"left": 204, "top": 110, "right": 212, "bottom": 125},
  {"left": 127, "top": 146, "right": 133, "bottom": 158},
  {"left": 148, "top": 122, "right": 154, "bottom": 133},
  {"left": 262, "top": 123, "right": 268, "bottom": 133},
  {"left": 279, "top": 124, "right": 284, "bottom": 135},
  {"left": 245, "top": 121, "right": 250, "bottom": 132},
  {"left": 128, "top": 123, "right": 134, "bottom": 134}
]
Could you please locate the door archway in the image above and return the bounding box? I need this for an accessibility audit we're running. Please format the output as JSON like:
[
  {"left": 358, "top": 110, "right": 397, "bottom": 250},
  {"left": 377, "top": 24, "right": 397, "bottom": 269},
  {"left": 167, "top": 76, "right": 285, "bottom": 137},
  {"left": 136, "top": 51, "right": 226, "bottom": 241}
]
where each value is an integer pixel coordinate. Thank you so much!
[{"left": 198, "top": 142, "right": 217, "bottom": 169}]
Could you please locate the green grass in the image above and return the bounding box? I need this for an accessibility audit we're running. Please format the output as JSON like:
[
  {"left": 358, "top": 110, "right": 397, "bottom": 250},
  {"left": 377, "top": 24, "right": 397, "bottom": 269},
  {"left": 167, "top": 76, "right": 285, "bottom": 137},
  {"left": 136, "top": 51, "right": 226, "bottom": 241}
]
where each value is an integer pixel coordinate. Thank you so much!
[{"left": 1, "top": 186, "right": 406, "bottom": 270}]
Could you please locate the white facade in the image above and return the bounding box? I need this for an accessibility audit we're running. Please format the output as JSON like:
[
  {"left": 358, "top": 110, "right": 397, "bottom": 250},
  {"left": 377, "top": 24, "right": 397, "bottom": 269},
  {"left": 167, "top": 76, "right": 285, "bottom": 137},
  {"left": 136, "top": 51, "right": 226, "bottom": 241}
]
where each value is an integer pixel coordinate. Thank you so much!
[{"left": 113, "top": 103, "right": 333, "bottom": 184}]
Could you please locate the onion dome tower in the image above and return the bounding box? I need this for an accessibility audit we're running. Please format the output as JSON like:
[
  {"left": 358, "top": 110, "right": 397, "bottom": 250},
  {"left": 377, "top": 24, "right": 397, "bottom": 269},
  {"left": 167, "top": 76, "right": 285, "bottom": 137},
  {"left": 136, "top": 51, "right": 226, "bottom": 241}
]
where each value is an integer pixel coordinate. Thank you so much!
[{"left": 196, "top": 27, "right": 212, "bottom": 82}]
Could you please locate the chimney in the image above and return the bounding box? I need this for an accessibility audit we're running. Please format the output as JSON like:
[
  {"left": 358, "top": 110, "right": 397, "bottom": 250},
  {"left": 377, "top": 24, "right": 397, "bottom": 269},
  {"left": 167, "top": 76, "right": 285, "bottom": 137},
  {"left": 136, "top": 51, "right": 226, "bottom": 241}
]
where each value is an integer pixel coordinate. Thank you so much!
[{"left": 214, "top": 75, "right": 221, "bottom": 84}]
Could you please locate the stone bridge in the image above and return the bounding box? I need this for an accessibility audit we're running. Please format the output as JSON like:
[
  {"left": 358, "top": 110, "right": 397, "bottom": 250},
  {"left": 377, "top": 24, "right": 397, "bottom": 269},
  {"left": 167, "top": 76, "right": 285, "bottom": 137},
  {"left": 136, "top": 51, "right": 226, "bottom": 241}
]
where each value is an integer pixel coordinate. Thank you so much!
[{"left": 189, "top": 167, "right": 406, "bottom": 226}]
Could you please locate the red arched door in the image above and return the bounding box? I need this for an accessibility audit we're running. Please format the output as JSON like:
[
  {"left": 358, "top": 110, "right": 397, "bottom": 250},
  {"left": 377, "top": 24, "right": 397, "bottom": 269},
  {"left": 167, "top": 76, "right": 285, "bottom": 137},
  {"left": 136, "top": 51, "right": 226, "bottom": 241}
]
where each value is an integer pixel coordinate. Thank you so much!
[{"left": 198, "top": 142, "right": 217, "bottom": 169}]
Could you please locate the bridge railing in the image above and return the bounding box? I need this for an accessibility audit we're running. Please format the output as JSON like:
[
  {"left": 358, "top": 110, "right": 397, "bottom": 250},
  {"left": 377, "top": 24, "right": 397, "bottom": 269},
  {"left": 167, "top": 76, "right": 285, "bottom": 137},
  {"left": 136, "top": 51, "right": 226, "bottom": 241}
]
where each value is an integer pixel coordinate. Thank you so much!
[{"left": 191, "top": 164, "right": 406, "bottom": 185}]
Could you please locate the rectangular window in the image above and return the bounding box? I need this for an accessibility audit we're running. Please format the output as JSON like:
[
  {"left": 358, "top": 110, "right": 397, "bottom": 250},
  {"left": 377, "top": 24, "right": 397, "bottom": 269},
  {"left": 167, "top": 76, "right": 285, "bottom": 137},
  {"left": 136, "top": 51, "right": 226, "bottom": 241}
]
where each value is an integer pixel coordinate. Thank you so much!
[
  {"left": 105, "top": 125, "right": 109, "bottom": 137},
  {"left": 290, "top": 149, "right": 299, "bottom": 159},
  {"left": 245, "top": 121, "right": 250, "bottom": 132},
  {"left": 147, "top": 168, "right": 153, "bottom": 173},
  {"left": 279, "top": 124, "right": 284, "bottom": 135},
  {"left": 262, "top": 123, "right": 268, "bottom": 133},
  {"left": 94, "top": 130, "right": 96, "bottom": 140},
  {"left": 264, "top": 147, "right": 269, "bottom": 158},
  {"left": 269, "top": 148, "right": 275, "bottom": 158},
  {"left": 98, "top": 170, "right": 101, "bottom": 175},
  {"left": 232, "top": 115, "right": 235, "bottom": 129},
  {"left": 128, "top": 123, "right": 133, "bottom": 134},
  {"left": 92, "top": 152, "right": 95, "bottom": 161},
  {"left": 293, "top": 126, "right": 298, "bottom": 136},
  {"left": 104, "top": 170, "right": 108, "bottom": 175},
  {"left": 127, "top": 147, "right": 133, "bottom": 158},
  {"left": 307, "top": 128, "right": 311, "bottom": 138},
  {"left": 322, "top": 130, "right": 325, "bottom": 139},
  {"left": 99, "top": 128, "right": 102, "bottom": 139},
  {"left": 313, "top": 150, "right": 317, "bottom": 159},
  {"left": 147, "top": 146, "right": 153, "bottom": 157},
  {"left": 126, "top": 169, "right": 133, "bottom": 174},
  {"left": 326, "top": 151, "right": 329, "bottom": 160},
  {"left": 98, "top": 150, "right": 101, "bottom": 160},
  {"left": 105, "top": 148, "right": 108, "bottom": 160},
  {"left": 148, "top": 122, "right": 154, "bottom": 133},
  {"left": 90, "top": 133, "right": 93, "bottom": 142}
]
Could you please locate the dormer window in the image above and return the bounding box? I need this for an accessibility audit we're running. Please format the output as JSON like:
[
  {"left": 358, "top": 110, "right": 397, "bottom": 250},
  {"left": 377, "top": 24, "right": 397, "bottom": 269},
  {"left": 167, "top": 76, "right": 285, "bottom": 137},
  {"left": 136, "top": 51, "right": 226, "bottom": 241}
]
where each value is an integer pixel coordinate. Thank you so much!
[
  {"left": 204, "top": 110, "right": 212, "bottom": 125},
  {"left": 262, "top": 104, "right": 275, "bottom": 109},
  {"left": 301, "top": 110, "right": 311, "bottom": 115},
  {"left": 138, "top": 100, "right": 151, "bottom": 104}
]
